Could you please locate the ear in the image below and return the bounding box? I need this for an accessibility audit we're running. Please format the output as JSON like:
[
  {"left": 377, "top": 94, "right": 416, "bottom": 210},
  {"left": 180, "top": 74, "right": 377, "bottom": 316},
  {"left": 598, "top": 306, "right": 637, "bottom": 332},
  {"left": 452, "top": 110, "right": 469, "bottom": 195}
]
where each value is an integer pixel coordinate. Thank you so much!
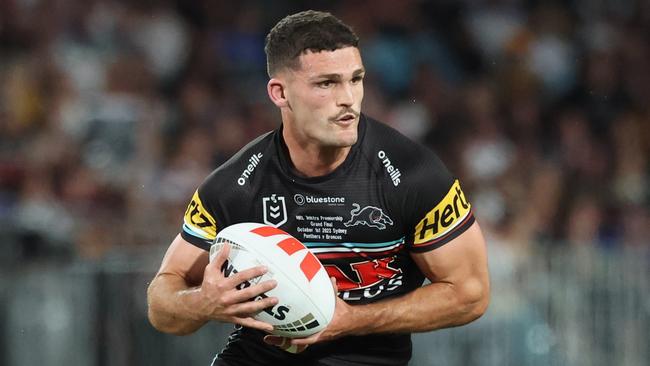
[{"left": 267, "top": 78, "right": 290, "bottom": 108}]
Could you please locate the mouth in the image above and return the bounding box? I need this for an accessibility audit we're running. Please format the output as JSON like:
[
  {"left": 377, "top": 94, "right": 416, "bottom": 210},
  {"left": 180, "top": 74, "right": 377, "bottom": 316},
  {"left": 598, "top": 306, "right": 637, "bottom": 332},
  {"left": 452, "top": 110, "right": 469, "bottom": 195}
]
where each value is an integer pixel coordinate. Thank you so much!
[{"left": 334, "top": 113, "right": 357, "bottom": 125}]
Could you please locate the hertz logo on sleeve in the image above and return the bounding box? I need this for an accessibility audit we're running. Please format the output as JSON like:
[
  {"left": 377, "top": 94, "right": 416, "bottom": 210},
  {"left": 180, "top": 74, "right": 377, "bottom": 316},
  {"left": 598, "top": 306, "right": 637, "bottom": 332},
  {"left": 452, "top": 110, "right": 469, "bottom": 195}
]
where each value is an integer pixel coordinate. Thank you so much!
[
  {"left": 414, "top": 180, "right": 472, "bottom": 246},
  {"left": 183, "top": 190, "right": 217, "bottom": 241}
]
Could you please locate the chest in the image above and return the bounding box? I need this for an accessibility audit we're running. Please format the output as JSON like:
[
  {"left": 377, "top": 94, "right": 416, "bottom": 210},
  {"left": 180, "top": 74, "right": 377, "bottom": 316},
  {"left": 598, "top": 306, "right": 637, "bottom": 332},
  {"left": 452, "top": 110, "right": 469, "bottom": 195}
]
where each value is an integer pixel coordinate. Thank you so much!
[
  {"left": 238, "top": 170, "right": 403, "bottom": 246},
  {"left": 221, "top": 163, "right": 419, "bottom": 303}
]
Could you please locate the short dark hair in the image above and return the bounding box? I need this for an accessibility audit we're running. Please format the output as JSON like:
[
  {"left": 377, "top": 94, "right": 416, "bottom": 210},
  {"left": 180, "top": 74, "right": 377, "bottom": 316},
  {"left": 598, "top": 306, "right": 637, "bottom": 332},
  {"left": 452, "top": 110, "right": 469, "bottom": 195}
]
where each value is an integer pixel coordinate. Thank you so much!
[{"left": 264, "top": 10, "right": 359, "bottom": 77}]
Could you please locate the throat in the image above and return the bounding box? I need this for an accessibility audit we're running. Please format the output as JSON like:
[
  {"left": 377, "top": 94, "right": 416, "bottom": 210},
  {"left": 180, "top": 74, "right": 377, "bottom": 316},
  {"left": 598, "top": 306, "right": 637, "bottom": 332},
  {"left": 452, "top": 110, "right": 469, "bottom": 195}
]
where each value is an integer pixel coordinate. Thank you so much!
[
  {"left": 289, "top": 146, "right": 351, "bottom": 178},
  {"left": 282, "top": 137, "right": 351, "bottom": 178},
  {"left": 280, "top": 122, "right": 355, "bottom": 178}
]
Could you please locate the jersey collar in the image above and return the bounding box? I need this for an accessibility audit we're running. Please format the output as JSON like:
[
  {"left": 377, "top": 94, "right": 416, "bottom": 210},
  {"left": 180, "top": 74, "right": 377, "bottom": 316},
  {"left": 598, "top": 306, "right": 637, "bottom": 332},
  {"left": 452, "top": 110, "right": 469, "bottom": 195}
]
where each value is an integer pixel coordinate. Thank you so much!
[{"left": 275, "top": 114, "right": 367, "bottom": 184}]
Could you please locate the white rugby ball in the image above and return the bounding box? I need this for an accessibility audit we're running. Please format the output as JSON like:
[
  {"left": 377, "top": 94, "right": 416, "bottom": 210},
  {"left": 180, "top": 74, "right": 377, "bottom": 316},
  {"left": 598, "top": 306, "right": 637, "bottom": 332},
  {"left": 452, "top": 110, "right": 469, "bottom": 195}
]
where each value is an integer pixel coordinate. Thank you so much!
[{"left": 209, "top": 222, "right": 335, "bottom": 338}]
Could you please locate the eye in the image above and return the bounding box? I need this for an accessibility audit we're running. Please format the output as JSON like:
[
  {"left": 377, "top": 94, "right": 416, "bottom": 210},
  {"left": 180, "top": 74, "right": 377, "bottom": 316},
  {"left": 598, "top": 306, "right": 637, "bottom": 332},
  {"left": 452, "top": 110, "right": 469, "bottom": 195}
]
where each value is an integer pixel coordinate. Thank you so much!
[
  {"left": 351, "top": 75, "right": 364, "bottom": 84},
  {"left": 317, "top": 80, "right": 334, "bottom": 88}
]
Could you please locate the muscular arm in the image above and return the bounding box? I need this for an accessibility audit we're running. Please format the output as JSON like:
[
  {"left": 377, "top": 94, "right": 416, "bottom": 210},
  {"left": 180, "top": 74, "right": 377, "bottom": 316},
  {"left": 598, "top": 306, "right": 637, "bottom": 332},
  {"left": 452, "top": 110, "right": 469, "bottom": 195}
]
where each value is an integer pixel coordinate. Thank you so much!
[
  {"left": 347, "top": 221, "right": 490, "bottom": 334},
  {"left": 147, "top": 234, "right": 279, "bottom": 335},
  {"left": 284, "top": 221, "right": 489, "bottom": 346},
  {"left": 147, "top": 235, "right": 210, "bottom": 335}
]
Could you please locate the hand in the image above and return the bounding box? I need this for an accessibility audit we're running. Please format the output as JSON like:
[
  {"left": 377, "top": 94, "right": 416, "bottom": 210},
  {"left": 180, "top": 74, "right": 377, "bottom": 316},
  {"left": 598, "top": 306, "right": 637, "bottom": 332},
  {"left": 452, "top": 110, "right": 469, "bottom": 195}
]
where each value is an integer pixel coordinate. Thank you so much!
[
  {"left": 262, "top": 336, "right": 309, "bottom": 354},
  {"left": 263, "top": 277, "right": 354, "bottom": 352},
  {"left": 195, "top": 243, "right": 279, "bottom": 332}
]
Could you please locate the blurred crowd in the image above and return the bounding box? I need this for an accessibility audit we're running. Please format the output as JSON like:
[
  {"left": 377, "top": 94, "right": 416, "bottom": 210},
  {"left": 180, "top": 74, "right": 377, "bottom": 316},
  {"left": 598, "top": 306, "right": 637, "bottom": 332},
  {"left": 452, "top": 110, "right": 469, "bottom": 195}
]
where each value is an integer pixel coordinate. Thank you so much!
[{"left": 1, "top": 0, "right": 648, "bottom": 262}]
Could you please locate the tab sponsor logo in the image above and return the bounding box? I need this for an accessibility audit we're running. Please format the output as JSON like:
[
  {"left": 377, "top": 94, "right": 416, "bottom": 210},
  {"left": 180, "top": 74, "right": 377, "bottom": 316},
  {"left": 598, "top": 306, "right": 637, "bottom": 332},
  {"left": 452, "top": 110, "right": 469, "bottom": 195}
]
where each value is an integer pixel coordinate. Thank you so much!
[
  {"left": 413, "top": 180, "right": 471, "bottom": 245},
  {"left": 237, "top": 152, "right": 263, "bottom": 186}
]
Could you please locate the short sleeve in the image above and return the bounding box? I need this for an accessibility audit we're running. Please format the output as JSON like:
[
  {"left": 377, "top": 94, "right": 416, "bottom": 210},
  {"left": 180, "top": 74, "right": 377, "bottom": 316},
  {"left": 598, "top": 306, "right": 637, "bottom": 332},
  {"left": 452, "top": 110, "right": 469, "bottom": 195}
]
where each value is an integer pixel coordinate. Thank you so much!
[
  {"left": 180, "top": 189, "right": 219, "bottom": 251},
  {"left": 403, "top": 153, "right": 475, "bottom": 253}
]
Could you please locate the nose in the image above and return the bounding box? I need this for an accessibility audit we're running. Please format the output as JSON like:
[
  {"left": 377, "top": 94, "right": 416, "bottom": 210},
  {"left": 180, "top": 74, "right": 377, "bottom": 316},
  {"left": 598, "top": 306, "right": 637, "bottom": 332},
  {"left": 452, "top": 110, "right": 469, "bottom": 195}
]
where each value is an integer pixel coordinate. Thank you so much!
[{"left": 336, "top": 83, "right": 354, "bottom": 107}]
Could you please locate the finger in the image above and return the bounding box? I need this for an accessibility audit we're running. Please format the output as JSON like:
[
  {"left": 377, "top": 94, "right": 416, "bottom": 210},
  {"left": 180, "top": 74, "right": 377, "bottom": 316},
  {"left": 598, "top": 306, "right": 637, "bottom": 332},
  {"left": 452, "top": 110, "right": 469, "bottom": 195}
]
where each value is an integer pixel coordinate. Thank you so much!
[
  {"left": 227, "top": 280, "right": 277, "bottom": 303},
  {"left": 225, "top": 265, "right": 270, "bottom": 287},
  {"left": 289, "top": 333, "right": 320, "bottom": 346},
  {"left": 263, "top": 335, "right": 285, "bottom": 346},
  {"left": 225, "top": 296, "right": 279, "bottom": 316},
  {"left": 263, "top": 335, "right": 279, "bottom": 346},
  {"left": 285, "top": 344, "right": 309, "bottom": 353},
  {"left": 264, "top": 336, "right": 309, "bottom": 353},
  {"left": 330, "top": 277, "right": 338, "bottom": 294},
  {"left": 233, "top": 316, "right": 275, "bottom": 333},
  {"left": 280, "top": 337, "right": 293, "bottom": 350},
  {"left": 210, "top": 242, "right": 231, "bottom": 269}
]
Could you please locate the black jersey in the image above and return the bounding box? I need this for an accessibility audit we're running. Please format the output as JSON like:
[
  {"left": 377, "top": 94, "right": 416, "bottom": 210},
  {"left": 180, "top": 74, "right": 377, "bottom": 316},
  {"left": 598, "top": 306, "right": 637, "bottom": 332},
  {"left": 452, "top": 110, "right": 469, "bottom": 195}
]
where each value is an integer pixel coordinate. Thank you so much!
[{"left": 181, "top": 115, "right": 474, "bottom": 365}]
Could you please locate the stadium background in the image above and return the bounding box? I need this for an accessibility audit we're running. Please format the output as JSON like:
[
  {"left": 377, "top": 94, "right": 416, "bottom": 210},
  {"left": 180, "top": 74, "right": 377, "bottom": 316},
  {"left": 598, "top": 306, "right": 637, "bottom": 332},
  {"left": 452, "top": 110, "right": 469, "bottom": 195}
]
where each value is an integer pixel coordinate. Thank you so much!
[{"left": 0, "top": 0, "right": 648, "bottom": 365}]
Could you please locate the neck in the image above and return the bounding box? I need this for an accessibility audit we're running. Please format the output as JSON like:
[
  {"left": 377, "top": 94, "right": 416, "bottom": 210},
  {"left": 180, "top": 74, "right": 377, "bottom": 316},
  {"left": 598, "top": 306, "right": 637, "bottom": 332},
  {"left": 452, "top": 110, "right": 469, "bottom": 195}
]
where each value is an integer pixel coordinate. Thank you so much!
[{"left": 282, "top": 129, "right": 351, "bottom": 178}]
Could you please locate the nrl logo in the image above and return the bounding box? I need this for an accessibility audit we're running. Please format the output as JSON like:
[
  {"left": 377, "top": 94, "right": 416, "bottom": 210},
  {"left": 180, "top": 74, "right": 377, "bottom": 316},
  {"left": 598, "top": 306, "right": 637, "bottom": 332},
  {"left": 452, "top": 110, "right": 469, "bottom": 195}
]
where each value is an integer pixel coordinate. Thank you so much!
[
  {"left": 344, "top": 203, "right": 393, "bottom": 230},
  {"left": 262, "top": 194, "right": 287, "bottom": 227}
]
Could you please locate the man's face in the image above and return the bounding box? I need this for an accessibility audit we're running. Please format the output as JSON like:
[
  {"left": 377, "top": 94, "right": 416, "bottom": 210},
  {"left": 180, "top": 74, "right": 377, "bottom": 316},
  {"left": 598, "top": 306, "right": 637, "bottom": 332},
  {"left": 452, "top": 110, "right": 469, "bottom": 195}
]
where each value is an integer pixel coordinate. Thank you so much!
[{"left": 280, "top": 47, "right": 365, "bottom": 148}]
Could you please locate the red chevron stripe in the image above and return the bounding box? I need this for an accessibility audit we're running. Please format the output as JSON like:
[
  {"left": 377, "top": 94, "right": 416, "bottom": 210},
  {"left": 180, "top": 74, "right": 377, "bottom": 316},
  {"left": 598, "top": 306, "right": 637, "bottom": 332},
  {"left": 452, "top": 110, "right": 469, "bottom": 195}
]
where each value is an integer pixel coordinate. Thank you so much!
[{"left": 251, "top": 226, "right": 288, "bottom": 237}]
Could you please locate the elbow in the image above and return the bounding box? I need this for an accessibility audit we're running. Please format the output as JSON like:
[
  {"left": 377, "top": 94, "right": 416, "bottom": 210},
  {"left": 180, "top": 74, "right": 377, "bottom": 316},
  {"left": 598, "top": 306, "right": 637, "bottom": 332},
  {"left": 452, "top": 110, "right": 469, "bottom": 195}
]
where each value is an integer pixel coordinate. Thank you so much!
[
  {"left": 147, "top": 309, "right": 190, "bottom": 336},
  {"left": 147, "top": 303, "right": 168, "bottom": 334},
  {"left": 146, "top": 286, "right": 172, "bottom": 334},
  {"left": 146, "top": 281, "right": 165, "bottom": 332},
  {"left": 458, "top": 277, "right": 490, "bottom": 325},
  {"left": 147, "top": 308, "right": 165, "bottom": 332},
  {"left": 147, "top": 299, "right": 197, "bottom": 336}
]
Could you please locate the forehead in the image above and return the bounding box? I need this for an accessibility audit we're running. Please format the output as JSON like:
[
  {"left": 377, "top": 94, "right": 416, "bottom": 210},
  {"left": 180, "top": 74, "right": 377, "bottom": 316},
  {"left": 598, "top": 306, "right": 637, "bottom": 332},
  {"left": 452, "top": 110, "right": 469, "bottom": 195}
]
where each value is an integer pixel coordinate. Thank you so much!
[{"left": 293, "top": 47, "right": 363, "bottom": 77}]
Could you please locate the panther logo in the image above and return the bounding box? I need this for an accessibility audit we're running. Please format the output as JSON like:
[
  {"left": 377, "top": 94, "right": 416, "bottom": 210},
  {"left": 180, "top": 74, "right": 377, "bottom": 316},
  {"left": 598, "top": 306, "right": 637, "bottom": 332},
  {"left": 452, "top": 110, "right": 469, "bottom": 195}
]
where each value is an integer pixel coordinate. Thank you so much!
[{"left": 344, "top": 203, "right": 393, "bottom": 230}]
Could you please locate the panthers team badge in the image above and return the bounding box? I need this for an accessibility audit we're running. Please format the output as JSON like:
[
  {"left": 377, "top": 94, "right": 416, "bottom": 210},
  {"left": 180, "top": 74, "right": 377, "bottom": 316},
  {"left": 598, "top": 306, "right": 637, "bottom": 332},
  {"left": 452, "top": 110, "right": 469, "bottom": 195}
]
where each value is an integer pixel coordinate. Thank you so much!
[
  {"left": 344, "top": 203, "right": 393, "bottom": 230},
  {"left": 263, "top": 194, "right": 288, "bottom": 227}
]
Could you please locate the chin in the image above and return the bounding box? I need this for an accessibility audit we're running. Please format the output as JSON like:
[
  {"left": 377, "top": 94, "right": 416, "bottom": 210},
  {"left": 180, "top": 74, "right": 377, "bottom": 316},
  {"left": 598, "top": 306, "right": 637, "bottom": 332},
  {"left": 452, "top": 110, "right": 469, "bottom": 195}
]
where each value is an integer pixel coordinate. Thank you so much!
[
  {"left": 313, "top": 127, "right": 358, "bottom": 147},
  {"left": 334, "top": 134, "right": 358, "bottom": 147},
  {"left": 319, "top": 135, "right": 356, "bottom": 148},
  {"left": 333, "top": 125, "right": 358, "bottom": 146}
]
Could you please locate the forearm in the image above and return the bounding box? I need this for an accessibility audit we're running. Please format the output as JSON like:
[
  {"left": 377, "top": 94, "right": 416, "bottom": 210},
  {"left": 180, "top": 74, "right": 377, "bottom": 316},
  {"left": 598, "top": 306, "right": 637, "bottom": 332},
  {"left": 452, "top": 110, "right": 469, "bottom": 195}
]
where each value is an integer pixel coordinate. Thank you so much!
[
  {"left": 347, "top": 278, "right": 489, "bottom": 335},
  {"left": 147, "top": 273, "right": 208, "bottom": 335}
]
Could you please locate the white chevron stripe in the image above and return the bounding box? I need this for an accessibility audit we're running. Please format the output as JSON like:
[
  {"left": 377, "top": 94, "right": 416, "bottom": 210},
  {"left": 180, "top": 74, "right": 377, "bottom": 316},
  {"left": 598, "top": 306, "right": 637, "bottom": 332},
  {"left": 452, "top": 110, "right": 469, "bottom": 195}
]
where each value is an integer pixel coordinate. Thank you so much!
[{"left": 308, "top": 242, "right": 403, "bottom": 254}]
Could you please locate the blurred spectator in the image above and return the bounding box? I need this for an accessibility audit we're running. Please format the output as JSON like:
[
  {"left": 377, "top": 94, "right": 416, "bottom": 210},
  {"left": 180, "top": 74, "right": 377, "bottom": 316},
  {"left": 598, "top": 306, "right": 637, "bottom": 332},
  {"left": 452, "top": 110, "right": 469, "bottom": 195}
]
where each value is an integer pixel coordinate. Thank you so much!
[{"left": 1, "top": 0, "right": 648, "bottom": 262}]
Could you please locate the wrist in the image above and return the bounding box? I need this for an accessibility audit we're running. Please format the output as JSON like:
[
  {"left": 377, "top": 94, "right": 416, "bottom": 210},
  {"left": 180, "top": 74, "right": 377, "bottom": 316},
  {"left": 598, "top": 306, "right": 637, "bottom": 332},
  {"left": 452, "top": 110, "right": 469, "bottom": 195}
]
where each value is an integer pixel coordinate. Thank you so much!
[
  {"left": 339, "top": 302, "right": 373, "bottom": 336},
  {"left": 347, "top": 299, "right": 399, "bottom": 336}
]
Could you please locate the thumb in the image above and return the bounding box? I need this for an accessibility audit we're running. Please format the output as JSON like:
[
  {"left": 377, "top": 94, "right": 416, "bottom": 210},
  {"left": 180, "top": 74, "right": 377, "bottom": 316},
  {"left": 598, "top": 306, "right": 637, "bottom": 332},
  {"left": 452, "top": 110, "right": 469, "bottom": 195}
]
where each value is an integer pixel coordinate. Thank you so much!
[
  {"left": 263, "top": 335, "right": 287, "bottom": 347},
  {"left": 264, "top": 335, "right": 308, "bottom": 353},
  {"left": 330, "top": 276, "right": 338, "bottom": 294}
]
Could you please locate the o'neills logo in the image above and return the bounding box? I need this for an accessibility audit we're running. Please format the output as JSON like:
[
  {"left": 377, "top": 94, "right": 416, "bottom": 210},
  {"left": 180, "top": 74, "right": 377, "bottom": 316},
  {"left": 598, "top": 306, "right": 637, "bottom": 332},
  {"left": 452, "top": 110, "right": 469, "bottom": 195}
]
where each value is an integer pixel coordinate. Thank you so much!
[
  {"left": 377, "top": 150, "right": 401, "bottom": 186},
  {"left": 237, "top": 153, "right": 263, "bottom": 186}
]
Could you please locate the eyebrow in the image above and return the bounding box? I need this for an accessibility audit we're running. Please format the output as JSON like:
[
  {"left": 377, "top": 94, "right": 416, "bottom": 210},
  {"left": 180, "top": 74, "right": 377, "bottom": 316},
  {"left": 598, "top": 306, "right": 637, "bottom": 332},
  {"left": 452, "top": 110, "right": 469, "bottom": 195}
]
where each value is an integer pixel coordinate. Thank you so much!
[{"left": 313, "top": 68, "right": 366, "bottom": 81}]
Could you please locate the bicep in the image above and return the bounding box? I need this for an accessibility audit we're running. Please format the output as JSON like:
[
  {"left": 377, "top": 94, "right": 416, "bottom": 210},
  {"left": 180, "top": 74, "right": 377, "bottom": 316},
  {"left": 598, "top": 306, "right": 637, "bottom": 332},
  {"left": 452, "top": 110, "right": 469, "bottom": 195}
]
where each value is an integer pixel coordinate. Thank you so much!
[
  {"left": 410, "top": 221, "right": 489, "bottom": 291},
  {"left": 156, "top": 234, "right": 210, "bottom": 286}
]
